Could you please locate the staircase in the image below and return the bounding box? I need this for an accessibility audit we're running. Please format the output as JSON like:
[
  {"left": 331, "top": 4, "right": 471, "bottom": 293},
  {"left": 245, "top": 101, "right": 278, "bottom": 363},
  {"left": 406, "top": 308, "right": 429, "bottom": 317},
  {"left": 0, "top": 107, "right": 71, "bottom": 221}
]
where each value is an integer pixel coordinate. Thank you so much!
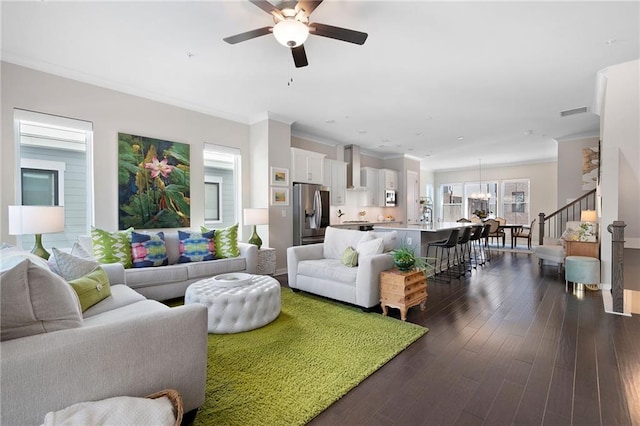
[{"left": 537, "top": 189, "right": 596, "bottom": 245}]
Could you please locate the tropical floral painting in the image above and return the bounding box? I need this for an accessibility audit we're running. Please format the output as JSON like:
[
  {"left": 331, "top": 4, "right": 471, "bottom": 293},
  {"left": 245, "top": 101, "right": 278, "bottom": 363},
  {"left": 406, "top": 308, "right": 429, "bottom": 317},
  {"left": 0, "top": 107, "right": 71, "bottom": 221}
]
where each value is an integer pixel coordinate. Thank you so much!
[{"left": 118, "top": 133, "right": 190, "bottom": 229}]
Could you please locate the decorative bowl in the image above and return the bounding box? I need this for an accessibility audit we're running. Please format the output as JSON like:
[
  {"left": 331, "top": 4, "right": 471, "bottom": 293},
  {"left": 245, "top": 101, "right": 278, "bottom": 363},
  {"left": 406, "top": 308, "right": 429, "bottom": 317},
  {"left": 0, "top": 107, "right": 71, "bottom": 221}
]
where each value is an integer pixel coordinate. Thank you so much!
[{"left": 211, "top": 272, "right": 253, "bottom": 287}]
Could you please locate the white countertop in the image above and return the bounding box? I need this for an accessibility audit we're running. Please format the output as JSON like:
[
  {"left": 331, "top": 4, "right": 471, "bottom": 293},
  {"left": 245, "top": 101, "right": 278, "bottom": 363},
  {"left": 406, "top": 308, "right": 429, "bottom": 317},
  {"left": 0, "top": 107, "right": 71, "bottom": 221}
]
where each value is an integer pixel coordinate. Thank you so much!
[
  {"left": 330, "top": 221, "right": 402, "bottom": 227},
  {"left": 373, "top": 222, "right": 480, "bottom": 232}
]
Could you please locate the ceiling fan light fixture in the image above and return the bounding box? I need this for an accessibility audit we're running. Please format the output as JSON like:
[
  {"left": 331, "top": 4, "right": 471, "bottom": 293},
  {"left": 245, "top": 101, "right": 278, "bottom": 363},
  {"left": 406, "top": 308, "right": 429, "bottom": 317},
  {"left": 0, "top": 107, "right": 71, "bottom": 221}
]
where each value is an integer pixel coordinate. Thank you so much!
[{"left": 273, "top": 19, "right": 309, "bottom": 48}]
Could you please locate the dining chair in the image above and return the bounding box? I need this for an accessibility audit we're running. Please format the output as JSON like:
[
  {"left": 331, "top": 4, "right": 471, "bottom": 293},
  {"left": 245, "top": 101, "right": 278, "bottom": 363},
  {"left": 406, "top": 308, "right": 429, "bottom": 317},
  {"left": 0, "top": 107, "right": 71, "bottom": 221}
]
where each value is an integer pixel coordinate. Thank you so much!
[
  {"left": 494, "top": 217, "right": 506, "bottom": 246},
  {"left": 485, "top": 219, "right": 503, "bottom": 248},
  {"left": 512, "top": 219, "right": 536, "bottom": 249},
  {"left": 456, "top": 218, "right": 471, "bottom": 223}
]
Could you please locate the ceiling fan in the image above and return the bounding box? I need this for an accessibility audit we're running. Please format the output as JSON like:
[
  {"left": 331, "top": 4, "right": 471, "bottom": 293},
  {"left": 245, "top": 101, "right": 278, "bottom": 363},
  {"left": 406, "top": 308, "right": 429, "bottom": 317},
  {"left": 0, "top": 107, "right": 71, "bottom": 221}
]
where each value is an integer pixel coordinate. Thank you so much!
[{"left": 223, "top": 0, "right": 368, "bottom": 68}]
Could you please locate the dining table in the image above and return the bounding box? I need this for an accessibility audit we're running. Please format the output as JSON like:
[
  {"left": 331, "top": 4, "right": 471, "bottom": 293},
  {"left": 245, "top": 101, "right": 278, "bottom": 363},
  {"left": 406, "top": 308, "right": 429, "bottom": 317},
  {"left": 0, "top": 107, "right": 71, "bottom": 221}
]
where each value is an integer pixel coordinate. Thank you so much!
[{"left": 498, "top": 224, "right": 524, "bottom": 248}]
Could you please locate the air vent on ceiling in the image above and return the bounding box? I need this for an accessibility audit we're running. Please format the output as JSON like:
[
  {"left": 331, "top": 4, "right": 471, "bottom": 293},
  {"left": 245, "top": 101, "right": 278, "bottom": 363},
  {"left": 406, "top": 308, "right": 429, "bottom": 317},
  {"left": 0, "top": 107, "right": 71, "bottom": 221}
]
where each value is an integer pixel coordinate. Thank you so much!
[{"left": 560, "top": 106, "right": 590, "bottom": 117}]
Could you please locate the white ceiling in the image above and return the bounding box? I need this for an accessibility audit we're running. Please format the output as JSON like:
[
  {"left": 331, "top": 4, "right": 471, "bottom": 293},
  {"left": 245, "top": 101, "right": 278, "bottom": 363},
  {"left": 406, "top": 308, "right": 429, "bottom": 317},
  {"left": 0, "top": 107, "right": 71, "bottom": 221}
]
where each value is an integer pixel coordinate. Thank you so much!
[{"left": 2, "top": 1, "right": 638, "bottom": 171}]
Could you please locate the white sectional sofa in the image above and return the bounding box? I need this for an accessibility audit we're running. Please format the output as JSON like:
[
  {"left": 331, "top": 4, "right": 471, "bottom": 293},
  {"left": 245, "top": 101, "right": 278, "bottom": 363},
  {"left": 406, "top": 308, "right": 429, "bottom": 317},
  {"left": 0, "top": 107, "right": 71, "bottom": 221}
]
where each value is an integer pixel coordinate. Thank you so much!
[
  {"left": 287, "top": 227, "right": 396, "bottom": 309},
  {"left": 0, "top": 252, "right": 208, "bottom": 426},
  {"left": 78, "top": 231, "right": 258, "bottom": 301}
]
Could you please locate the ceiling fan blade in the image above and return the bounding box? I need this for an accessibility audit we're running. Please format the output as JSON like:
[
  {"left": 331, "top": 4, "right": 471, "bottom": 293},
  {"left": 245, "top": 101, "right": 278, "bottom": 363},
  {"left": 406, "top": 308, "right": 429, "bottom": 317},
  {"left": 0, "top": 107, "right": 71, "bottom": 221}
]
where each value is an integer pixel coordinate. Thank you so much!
[
  {"left": 295, "top": 1, "right": 323, "bottom": 17},
  {"left": 309, "top": 22, "right": 368, "bottom": 45},
  {"left": 249, "top": 0, "right": 284, "bottom": 20},
  {"left": 223, "top": 26, "right": 272, "bottom": 44},
  {"left": 291, "top": 45, "right": 309, "bottom": 68}
]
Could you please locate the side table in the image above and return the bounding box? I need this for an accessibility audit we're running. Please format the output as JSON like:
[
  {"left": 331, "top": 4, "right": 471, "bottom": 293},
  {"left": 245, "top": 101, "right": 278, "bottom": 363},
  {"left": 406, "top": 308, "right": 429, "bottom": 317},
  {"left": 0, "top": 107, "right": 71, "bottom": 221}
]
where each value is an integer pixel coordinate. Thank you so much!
[
  {"left": 380, "top": 269, "right": 427, "bottom": 321},
  {"left": 256, "top": 247, "right": 276, "bottom": 275}
]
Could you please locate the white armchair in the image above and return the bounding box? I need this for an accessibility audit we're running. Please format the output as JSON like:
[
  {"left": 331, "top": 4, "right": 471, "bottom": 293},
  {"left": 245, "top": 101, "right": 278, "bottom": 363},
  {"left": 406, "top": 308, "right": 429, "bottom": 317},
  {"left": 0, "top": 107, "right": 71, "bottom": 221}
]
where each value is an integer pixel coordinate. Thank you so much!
[
  {"left": 533, "top": 220, "right": 597, "bottom": 273},
  {"left": 287, "top": 227, "right": 396, "bottom": 309}
]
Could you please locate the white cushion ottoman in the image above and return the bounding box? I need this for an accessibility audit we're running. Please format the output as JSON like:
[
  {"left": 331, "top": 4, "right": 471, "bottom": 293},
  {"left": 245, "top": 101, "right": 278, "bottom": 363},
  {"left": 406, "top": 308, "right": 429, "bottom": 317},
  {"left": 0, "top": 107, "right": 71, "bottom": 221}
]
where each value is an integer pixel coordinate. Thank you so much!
[{"left": 185, "top": 274, "right": 280, "bottom": 334}]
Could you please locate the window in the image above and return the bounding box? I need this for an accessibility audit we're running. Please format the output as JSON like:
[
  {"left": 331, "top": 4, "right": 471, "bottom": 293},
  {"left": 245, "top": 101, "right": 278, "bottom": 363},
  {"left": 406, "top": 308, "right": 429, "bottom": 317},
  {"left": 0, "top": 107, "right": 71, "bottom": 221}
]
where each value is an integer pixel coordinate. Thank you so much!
[
  {"left": 440, "top": 183, "right": 463, "bottom": 222},
  {"left": 203, "top": 143, "right": 241, "bottom": 228},
  {"left": 204, "top": 177, "right": 222, "bottom": 222},
  {"left": 464, "top": 181, "right": 498, "bottom": 219},
  {"left": 15, "top": 109, "right": 93, "bottom": 249},
  {"left": 501, "top": 179, "right": 530, "bottom": 225}
]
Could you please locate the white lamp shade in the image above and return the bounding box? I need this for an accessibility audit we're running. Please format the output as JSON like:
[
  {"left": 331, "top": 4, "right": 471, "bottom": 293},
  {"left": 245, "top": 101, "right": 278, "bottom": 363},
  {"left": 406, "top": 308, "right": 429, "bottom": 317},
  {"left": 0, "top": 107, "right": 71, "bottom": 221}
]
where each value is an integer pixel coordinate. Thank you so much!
[
  {"left": 244, "top": 208, "right": 269, "bottom": 226},
  {"left": 580, "top": 210, "right": 597, "bottom": 222},
  {"left": 8, "top": 205, "right": 65, "bottom": 235},
  {"left": 273, "top": 19, "right": 309, "bottom": 47}
]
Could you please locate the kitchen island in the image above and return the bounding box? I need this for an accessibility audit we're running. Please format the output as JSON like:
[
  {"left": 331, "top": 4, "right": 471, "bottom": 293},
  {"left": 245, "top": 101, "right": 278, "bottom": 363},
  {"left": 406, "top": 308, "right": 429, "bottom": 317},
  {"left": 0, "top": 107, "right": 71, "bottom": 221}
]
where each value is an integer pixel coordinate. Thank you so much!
[{"left": 373, "top": 222, "right": 481, "bottom": 257}]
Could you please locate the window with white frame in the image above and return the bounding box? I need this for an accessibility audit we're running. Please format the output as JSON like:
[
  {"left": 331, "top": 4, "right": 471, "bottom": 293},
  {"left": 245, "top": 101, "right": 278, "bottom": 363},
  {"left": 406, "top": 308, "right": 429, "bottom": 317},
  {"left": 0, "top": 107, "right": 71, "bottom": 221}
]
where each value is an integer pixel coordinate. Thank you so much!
[
  {"left": 501, "top": 179, "right": 530, "bottom": 225},
  {"left": 203, "top": 143, "right": 241, "bottom": 228},
  {"left": 464, "top": 181, "right": 498, "bottom": 219},
  {"left": 15, "top": 109, "right": 93, "bottom": 249},
  {"left": 440, "top": 183, "right": 463, "bottom": 222}
]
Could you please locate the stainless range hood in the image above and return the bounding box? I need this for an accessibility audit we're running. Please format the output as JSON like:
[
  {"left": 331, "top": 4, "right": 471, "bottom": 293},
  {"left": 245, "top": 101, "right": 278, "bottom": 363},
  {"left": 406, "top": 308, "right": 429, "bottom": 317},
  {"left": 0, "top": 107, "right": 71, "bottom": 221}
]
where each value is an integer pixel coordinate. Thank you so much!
[{"left": 345, "top": 145, "right": 367, "bottom": 191}]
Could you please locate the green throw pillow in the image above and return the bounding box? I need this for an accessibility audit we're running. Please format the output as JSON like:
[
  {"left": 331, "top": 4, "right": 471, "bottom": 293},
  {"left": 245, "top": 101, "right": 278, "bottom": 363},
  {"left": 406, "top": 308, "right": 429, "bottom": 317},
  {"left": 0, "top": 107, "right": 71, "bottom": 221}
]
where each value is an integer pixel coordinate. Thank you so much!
[
  {"left": 68, "top": 266, "right": 112, "bottom": 312},
  {"left": 203, "top": 224, "right": 240, "bottom": 259},
  {"left": 341, "top": 246, "right": 358, "bottom": 267},
  {"left": 91, "top": 227, "right": 133, "bottom": 268}
]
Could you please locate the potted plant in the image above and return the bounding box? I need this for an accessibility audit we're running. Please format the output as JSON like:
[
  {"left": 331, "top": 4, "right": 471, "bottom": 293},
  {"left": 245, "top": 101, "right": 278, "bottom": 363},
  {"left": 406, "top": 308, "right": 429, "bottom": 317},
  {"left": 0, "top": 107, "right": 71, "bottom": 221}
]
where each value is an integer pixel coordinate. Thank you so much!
[{"left": 391, "top": 242, "right": 435, "bottom": 276}]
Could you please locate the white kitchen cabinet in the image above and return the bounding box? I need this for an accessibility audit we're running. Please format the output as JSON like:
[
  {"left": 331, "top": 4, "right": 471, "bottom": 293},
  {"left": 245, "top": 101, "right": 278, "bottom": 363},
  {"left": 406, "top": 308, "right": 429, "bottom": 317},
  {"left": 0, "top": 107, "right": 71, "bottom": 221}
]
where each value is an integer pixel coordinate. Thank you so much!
[
  {"left": 377, "top": 168, "right": 399, "bottom": 206},
  {"left": 380, "top": 168, "right": 399, "bottom": 190},
  {"left": 291, "top": 147, "right": 325, "bottom": 184},
  {"left": 323, "top": 159, "right": 347, "bottom": 206},
  {"left": 360, "top": 167, "right": 379, "bottom": 206}
]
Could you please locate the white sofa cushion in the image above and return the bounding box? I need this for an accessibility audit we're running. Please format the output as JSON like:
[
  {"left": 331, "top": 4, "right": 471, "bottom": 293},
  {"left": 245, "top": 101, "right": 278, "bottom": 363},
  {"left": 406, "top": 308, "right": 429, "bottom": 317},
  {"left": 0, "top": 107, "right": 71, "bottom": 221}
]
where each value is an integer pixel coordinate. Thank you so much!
[
  {"left": 298, "top": 259, "right": 359, "bottom": 284},
  {"left": 368, "top": 230, "right": 398, "bottom": 252},
  {"left": 186, "top": 256, "right": 246, "bottom": 279},
  {"left": 82, "top": 284, "right": 147, "bottom": 319},
  {"left": 323, "top": 227, "right": 370, "bottom": 260},
  {"left": 125, "top": 263, "right": 189, "bottom": 287},
  {"left": 357, "top": 238, "right": 384, "bottom": 258},
  {"left": 82, "top": 300, "right": 169, "bottom": 327},
  {"left": 1, "top": 256, "right": 82, "bottom": 341}
]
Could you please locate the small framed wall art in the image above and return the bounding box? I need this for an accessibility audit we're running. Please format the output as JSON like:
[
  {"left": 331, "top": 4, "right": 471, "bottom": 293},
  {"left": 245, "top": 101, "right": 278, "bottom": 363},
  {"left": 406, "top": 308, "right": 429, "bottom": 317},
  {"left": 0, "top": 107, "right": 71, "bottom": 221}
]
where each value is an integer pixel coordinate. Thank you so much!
[
  {"left": 270, "top": 167, "right": 289, "bottom": 187},
  {"left": 271, "top": 187, "right": 289, "bottom": 206}
]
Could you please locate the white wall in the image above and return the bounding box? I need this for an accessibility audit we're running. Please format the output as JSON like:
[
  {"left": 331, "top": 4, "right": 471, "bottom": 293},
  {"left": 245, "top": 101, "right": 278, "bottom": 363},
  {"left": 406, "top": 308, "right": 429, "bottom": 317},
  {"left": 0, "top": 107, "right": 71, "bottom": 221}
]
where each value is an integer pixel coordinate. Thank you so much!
[
  {"left": 1, "top": 62, "right": 251, "bottom": 243},
  {"left": 600, "top": 59, "right": 640, "bottom": 290},
  {"left": 556, "top": 135, "right": 600, "bottom": 206}
]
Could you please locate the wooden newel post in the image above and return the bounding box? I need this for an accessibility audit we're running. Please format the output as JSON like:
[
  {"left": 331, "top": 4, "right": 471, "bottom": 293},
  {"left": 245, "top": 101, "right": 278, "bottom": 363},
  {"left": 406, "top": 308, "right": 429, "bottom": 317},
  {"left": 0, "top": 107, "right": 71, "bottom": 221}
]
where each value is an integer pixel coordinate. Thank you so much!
[
  {"left": 607, "top": 221, "right": 626, "bottom": 314},
  {"left": 538, "top": 212, "right": 546, "bottom": 246}
]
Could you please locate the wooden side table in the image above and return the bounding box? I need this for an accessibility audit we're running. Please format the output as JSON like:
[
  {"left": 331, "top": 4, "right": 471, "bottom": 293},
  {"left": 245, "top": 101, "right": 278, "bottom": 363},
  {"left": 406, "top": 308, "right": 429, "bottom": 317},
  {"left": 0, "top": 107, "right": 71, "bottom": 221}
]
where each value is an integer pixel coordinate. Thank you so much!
[
  {"left": 380, "top": 269, "right": 427, "bottom": 321},
  {"left": 256, "top": 247, "right": 276, "bottom": 275},
  {"left": 565, "top": 241, "right": 599, "bottom": 258}
]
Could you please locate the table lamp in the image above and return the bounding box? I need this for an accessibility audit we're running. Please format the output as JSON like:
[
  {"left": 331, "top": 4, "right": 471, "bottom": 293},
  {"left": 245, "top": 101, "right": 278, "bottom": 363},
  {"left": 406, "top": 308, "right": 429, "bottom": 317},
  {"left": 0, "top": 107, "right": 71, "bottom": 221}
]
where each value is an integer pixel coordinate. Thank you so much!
[
  {"left": 243, "top": 208, "right": 268, "bottom": 249},
  {"left": 580, "top": 210, "right": 597, "bottom": 223},
  {"left": 8, "top": 205, "right": 65, "bottom": 259}
]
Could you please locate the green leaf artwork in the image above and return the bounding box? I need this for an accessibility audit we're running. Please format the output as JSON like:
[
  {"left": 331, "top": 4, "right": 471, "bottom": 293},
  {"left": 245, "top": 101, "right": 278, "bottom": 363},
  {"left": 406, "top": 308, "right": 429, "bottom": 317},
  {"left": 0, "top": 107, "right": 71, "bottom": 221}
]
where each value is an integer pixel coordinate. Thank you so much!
[{"left": 118, "top": 133, "right": 190, "bottom": 229}]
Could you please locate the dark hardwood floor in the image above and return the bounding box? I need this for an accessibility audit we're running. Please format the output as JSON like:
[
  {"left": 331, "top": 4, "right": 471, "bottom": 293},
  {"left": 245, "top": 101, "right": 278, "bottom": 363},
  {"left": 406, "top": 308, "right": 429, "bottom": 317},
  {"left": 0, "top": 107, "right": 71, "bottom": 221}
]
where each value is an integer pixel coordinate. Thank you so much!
[{"left": 278, "top": 249, "right": 640, "bottom": 425}]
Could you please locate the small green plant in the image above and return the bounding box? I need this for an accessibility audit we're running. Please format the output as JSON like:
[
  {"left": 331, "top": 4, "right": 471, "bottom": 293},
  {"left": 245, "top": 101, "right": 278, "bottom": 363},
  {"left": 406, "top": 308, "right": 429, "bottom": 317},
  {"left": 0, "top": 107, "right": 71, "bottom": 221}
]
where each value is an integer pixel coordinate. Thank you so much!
[{"left": 391, "top": 241, "right": 435, "bottom": 277}]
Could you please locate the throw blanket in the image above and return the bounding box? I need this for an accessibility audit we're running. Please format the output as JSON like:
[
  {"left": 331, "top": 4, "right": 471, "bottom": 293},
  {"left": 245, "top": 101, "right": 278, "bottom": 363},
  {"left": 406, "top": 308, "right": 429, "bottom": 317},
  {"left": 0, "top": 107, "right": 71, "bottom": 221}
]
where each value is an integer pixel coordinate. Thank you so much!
[{"left": 42, "top": 395, "right": 176, "bottom": 426}]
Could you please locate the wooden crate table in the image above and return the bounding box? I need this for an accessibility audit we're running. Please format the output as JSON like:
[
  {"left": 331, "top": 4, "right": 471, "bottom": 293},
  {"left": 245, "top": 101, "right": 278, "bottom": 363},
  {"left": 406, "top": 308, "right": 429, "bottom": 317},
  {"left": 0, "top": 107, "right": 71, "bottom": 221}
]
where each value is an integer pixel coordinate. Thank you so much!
[
  {"left": 380, "top": 268, "right": 427, "bottom": 321},
  {"left": 565, "top": 241, "right": 599, "bottom": 258}
]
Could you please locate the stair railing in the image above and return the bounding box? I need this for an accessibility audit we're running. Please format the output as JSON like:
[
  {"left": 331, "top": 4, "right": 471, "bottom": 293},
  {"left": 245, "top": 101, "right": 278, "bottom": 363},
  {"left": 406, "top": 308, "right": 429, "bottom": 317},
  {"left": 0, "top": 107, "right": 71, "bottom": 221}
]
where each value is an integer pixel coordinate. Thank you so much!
[{"left": 538, "top": 189, "right": 597, "bottom": 246}]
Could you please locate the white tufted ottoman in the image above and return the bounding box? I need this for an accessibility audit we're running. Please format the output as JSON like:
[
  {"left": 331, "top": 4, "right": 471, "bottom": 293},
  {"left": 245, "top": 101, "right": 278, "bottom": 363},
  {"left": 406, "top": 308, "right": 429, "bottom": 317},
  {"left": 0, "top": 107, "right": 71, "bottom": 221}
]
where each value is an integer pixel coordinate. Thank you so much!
[{"left": 184, "top": 275, "right": 281, "bottom": 334}]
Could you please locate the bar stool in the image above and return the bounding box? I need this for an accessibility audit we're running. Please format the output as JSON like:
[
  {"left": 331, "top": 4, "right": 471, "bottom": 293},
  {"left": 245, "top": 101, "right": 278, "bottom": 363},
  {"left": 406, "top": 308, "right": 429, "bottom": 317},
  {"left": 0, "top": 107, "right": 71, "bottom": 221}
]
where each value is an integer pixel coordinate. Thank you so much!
[
  {"left": 468, "top": 225, "right": 484, "bottom": 268},
  {"left": 427, "top": 228, "right": 460, "bottom": 282},
  {"left": 455, "top": 226, "right": 473, "bottom": 275},
  {"left": 480, "top": 223, "right": 492, "bottom": 263}
]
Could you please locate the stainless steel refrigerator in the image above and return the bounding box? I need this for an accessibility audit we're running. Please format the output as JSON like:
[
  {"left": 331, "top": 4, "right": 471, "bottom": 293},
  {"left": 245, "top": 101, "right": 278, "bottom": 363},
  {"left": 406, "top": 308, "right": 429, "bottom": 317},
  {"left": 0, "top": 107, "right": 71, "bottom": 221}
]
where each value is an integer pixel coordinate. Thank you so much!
[{"left": 293, "top": 183, "right": 330, "bottom": 246}]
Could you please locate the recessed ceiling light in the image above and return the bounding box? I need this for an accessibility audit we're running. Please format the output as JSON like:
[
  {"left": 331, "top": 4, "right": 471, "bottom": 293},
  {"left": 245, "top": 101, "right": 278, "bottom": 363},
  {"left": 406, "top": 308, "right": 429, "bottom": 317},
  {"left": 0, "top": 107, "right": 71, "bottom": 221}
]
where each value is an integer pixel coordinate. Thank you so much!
[
  {"left": 457, "top": 136, "right": 465, "bottom": 140},
  {"left": 524, "top": 130, "right": 533, "bottom": 136},
  {"left": 378, "top": 144, "right": 386, "bottom": 148},
  {"left": 381, "top": 138, "right": 389, "bottom": 143},
  {"left": 415, "top": 132, "right": 423, "bottom": 136},
  {"left": 605, "top": 39, "right": 617, "bottom": 46},
  {"left": 325, "top": 119, "right": 335, "bottom": 124},
  {"left": 344, "top": 115, "right": 350, "bottom": 119},
  {"left": 358, "top": 130, "right": 367, "bottom": 134},
  {"left": 424, "top": 116, "right": 433, "bottom": 121},
  {"left": 408, "top": 148, "right": 414, "bottom": 152},
  {"left": 396, "top": 144, "right": 401, "bottom": 148}
]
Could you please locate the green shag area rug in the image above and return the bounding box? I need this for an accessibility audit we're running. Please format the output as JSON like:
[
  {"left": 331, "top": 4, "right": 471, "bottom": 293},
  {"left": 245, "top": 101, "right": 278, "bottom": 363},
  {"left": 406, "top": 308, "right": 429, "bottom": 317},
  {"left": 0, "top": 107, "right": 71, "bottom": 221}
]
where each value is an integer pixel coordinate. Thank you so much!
[{"left": 191, "top": 288, "right": 427, "bottom": 426}]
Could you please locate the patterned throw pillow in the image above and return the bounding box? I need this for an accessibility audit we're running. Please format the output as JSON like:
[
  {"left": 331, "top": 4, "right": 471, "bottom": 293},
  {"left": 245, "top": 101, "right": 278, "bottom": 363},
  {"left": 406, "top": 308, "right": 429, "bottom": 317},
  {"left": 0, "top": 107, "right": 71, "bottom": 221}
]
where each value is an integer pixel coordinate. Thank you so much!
[
  {"left": 204, "top": 224, "right": 240, "bottom": 259},
  {"left": 178, "top": 230, "right": 215, "bottom": 263},
  {"left": 131, "top": 231, "right": 168, "bottom": 268},
  {"left": 90, "top": 227, "right": 133, "bottom": 268},
  {"left": 51, "top": 246, "right": 100, "bottom": 281}
]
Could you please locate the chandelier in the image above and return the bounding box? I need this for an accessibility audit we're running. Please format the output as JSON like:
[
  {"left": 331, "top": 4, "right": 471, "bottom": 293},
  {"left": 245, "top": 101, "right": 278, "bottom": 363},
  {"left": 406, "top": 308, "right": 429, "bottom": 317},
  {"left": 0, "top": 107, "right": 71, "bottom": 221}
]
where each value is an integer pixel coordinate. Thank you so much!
[{"left": 471, "top": 159, "right": 491, "bottom": 200}]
